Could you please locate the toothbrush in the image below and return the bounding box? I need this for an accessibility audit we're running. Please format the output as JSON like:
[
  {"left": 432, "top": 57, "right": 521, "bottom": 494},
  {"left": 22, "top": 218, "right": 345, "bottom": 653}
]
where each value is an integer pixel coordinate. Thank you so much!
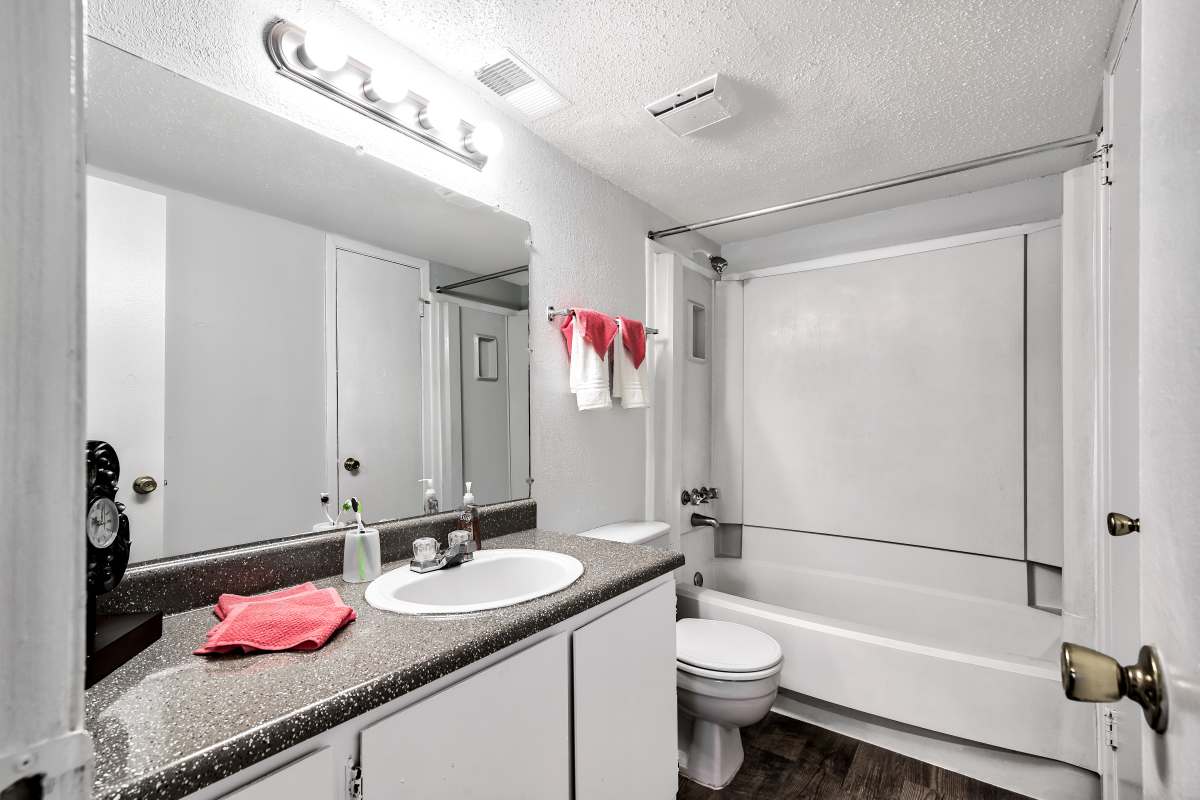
[{"left": 343, "top": 497, "right": 368, "bottom": 581}]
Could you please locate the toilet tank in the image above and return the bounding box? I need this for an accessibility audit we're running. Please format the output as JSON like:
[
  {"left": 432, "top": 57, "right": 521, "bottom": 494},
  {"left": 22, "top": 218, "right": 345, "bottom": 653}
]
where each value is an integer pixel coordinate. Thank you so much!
[{"left": 579, "top": 521, "right": 672, "bottom": 549}]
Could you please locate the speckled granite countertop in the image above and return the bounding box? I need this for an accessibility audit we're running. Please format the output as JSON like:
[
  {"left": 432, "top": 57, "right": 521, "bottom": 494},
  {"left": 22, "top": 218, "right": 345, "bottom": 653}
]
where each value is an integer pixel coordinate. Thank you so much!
[{"left": 86, "top": 529, "right": 683, "bottom": 800}]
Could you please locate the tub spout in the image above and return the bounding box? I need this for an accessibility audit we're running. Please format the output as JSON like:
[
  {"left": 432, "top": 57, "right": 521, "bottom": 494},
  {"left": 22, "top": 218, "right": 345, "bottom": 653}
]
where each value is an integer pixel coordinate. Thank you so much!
[{"left": 691, "top": 513, "right": 720, "bottom": 530}]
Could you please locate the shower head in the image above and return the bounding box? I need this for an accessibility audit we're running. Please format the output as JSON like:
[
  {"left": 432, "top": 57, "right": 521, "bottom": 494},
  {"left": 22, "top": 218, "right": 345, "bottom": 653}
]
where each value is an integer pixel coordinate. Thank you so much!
[{"left": 691, "top": 250, "right": 728, "bottom": 274}]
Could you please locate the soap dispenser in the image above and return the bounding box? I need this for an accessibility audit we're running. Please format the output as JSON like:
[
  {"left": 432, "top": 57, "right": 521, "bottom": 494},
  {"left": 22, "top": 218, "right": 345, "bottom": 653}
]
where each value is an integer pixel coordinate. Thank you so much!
[
  {"left": 459, "top": 482, "right": 482, "bottom": 551},
  {"left": 419, "top": 478, "right": 439, "bottom": 515}
]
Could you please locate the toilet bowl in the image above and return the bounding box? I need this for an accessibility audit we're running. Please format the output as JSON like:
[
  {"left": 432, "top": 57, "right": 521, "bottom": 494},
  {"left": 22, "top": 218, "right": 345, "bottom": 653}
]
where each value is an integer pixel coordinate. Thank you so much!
[{"left": 675, "top": 618, "right": 783, "bottom": 789}]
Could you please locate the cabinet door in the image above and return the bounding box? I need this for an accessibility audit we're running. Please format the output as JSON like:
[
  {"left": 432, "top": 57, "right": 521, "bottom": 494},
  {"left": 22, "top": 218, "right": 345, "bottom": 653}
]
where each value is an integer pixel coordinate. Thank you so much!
[
  {"left": 573, "top": 581, "right": 677, "bottom": 799},
  {"left": 360, "top": 633, "right": 570, "bottom": 799},
  {"left": 219, "top": 748, "right": 336, "bottom": 800}
]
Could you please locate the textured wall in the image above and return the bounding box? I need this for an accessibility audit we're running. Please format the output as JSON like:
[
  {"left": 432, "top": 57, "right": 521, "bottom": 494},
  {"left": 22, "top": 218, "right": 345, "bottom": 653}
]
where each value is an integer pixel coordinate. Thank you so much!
[{"left": 87, "top": 0, "right": 715, "bottom": 532}]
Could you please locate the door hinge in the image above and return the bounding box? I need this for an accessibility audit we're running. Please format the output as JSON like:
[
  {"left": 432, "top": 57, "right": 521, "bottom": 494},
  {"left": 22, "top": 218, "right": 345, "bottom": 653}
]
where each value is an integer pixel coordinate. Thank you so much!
[
  {"left": 418, "top": 298, "right": 429, "bottom": 318},
  {"left": 345, "top": 758, "right": 363, "bottom": 800},
  {"left": 1092, "top": 143, "right": 1113, "bottom": 187},
  {"left": 1104, "top": 708, "right": 1119, "bottom": 751}
]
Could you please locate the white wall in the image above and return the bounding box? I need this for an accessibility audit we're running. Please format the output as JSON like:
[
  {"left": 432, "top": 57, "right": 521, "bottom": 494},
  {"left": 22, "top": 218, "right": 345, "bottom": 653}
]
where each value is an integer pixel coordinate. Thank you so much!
[
  {"left": 87, "top": 0, "right": 716, "bottom": 533},
  {"left": 741, "top": 236, "right": 1027, "bottom": 559},
  {"left": 723, "top": 175, "right": 1062, "bottom": 272}
]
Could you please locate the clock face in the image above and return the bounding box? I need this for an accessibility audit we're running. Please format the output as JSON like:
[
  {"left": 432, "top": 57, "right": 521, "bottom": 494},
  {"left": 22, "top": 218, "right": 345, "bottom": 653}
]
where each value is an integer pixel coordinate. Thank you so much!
[{"left": 87, "top": 497, "right": 121, "bottom": 549}]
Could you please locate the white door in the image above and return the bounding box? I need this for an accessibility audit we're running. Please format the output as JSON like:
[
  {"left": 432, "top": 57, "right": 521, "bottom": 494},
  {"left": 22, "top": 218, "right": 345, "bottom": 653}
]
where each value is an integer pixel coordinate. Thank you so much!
[
  {"left": 506, "top": 311, "right": 531, "bottom": 500},
  {"left": 458, "top": 305, "right": 510, "bottom": 504},
  {"left": 85, "top": 175, "right": 166, "bottom": 562},
  {"left": 1135, "top": 1, "right": 1200, "bottom": 795},
  {"left": 335, "top": 248, "right": 424, "bottom": 521}
]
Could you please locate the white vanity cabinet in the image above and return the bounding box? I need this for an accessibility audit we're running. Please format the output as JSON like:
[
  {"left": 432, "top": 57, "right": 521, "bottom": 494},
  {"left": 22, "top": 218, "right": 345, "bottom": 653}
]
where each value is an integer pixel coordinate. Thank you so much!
[
  {"left": 360, "top": 633, "right": 571, "bottom": 799},
  {"left": 196, "top": 577, "right": 676, "bottom": 800},
  {"left": 573, "top": 581, "right": 678, "bottom": 800}
]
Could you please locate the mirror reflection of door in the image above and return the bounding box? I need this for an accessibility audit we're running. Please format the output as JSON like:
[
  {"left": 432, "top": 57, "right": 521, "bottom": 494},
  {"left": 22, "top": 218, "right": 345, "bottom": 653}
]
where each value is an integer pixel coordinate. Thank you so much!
[
  {"left": 85, "top": 175, "right": 166, "bottom": 562},
  {"left": 335, "top": 247, "right": 424, "bottom": 521},
  {"left": 458, "top": 307, "right": 511, "bottom": 505}
]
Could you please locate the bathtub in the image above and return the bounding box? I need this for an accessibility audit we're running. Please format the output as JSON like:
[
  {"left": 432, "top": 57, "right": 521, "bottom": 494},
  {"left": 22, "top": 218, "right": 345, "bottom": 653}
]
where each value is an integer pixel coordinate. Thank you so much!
[{"left": 675, "top": 527, "right": 1096, "bottom": 771}]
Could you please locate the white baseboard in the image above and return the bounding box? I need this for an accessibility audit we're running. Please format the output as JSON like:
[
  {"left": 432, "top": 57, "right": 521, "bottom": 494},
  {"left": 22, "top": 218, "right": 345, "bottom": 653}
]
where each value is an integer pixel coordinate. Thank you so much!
[{"left": 772, "top": 690, "right": 1100, "bottom": 800}]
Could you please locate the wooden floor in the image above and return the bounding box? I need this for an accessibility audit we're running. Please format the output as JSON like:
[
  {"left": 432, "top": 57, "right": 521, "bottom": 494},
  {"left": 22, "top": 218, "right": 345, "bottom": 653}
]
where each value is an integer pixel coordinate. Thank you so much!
[{"left": 677, "top": 713, "right": 1031, "bottom": 800}]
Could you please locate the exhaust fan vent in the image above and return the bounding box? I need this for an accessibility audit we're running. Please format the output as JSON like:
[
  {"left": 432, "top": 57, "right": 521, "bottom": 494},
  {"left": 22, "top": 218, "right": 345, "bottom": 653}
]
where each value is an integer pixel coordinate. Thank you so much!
[
  {"left": 646, "top": 74, "right": 735, "bottom": 137},
  {"left": 476, "top": 50, "right": 570, "bottom": 120}
]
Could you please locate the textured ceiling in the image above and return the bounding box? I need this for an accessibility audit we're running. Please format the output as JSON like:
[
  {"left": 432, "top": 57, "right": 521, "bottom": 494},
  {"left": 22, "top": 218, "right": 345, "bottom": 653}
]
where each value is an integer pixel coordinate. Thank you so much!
[{"left": 338, "top": 0, "right": 1121, "bottom": 242}]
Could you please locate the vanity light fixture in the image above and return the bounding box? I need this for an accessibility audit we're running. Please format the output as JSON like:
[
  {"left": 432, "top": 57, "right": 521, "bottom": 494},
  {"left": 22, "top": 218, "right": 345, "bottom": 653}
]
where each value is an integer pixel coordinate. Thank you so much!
[
  {"left": 420, "top": 99, "right": 464, "bottom": 134},
  {"left": 297, "top": 26, "right": 348, "bottom": 72},
  {"left": 363, "top": 67, "right": 408, "bottom": 104},
  {"left": 265, "top": 19, "right": 496, "bottom": 171},
  {"left": 465, "top": 121, "right": 504, "bottom": 156}
]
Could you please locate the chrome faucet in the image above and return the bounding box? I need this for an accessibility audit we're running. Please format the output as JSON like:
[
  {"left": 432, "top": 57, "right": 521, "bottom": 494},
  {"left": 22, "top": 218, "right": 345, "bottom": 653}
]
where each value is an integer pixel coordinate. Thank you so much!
[
  {"left": 691, "top": 512, "right": 720, "bottom": 530},
  {"left": 409, "top": 531, "right": 477, "bottom": 574}
]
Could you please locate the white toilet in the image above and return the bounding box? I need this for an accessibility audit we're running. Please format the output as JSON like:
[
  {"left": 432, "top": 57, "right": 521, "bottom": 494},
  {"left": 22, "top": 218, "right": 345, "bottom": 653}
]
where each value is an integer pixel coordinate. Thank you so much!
[
  {"left": 580, "top": 520, "right": 784, "bottom": 789},
  {"left": 675, "top": 618, "right": 782, "bottom": 788}
]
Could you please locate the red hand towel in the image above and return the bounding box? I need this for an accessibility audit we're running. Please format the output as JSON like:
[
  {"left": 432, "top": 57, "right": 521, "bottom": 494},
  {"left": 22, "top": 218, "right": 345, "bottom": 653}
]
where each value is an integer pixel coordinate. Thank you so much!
[
  {"left": 213, "top": 582, "right": 318, "bottom": 620},
  {"left": 195, "top": 588, "right": 356, "bottom": 655},
  {"left": 558, "top": 309, "right": 618, "bottom": 361},
  {"left": 617, "top": 316, "right": 647, "bottom": 369}
]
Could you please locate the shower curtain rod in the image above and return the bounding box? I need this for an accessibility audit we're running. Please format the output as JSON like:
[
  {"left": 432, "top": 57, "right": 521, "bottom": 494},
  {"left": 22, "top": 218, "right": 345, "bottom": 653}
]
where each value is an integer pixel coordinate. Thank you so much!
[
  {"left": 646, "top": 132, "right": 1099, "bottom": 241},
  {"left": 435, "top": 264, "right": 528, "bottom": 293}
]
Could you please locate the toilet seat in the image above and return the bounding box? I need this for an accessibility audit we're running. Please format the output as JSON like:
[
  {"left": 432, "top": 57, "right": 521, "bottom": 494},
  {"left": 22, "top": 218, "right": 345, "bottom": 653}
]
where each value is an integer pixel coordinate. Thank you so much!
[
  {"left": 676, "top": 659, "right": 783, "bottom": 682},
  {"left": 676, "top": 619, "right": 783, "bottom": 681}
]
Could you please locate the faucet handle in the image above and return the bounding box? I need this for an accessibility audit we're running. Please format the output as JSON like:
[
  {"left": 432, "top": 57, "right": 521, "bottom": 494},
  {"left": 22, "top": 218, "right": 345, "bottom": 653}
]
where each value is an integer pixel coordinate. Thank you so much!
[{"left": 412, "top": 537, "right": 438, "bottom": 565}]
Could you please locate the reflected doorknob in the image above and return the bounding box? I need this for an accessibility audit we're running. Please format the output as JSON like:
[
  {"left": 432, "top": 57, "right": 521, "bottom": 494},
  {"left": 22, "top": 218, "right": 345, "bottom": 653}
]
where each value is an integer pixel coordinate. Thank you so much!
[
  {"left": 132, "top": 475, "right": 158, "bottom": 494},
  {"left": 1107, "top": 512, "right": 1140, "bottom": 537},
  {"left": 343, "top": 457, "right": 361, "bottom": 473},
  {"left": 1061, "top": 642, "right": 1168, "bottom": 733}
]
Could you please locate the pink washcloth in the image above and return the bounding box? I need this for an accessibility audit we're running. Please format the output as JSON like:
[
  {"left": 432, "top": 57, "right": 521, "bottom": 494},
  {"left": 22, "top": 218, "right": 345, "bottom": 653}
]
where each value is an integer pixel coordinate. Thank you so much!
[
  {"left": 213, "top": 582, "right": 318, "bottom": 620},
  {"left": 558, "top": 308, "right": 618, "bottom": 360},
  {"left": 196, "top": 586, "right": 356, "bottom": 655}
]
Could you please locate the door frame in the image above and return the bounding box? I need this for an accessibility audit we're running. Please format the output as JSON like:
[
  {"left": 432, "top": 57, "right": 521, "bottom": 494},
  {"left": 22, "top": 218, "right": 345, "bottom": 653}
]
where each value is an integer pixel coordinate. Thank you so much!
[
  {"left": 323, "top": 236, "right": 431, "bottom": 511},
  {"left": 429, "top": 292, "right": 527, "bottom": 506},
  {"left": 1094, "top": 4, "right": 1143, "bottom": 794}
]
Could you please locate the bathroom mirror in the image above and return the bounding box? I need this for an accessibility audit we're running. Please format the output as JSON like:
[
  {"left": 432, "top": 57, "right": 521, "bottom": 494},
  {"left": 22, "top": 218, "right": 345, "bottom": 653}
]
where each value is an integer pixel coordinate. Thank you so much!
[{"left": 84, "top": 40, "right": 532, "bottom": 563}]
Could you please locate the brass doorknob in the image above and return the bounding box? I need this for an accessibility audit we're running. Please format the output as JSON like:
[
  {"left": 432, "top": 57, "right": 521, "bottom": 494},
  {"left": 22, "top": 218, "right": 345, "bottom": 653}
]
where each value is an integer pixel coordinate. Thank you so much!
[
  {"left": 132, "top": 475, "right": 158, "bottom": 495},
  {"left": 343, "top": 457, "right": 361, "bottom": 473},
  {"left": 1107, "top": 512, "right": 1140, "bottom": 537},
  {"left": 1061, "top": 642, "right": 1168, "bottom": 733}
]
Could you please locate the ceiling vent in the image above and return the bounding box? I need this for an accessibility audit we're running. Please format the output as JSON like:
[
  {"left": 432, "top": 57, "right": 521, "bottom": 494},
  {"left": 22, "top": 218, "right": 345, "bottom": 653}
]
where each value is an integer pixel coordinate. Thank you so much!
[
  {"left": 475, "top": 50, "right": 569, "bottom": 121},
  {"left": 646, "top": 74, "right": 735, "bottom": 136}
]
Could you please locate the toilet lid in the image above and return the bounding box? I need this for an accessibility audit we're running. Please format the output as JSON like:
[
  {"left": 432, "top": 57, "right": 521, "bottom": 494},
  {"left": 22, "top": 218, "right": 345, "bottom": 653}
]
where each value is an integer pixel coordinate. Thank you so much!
[{"left": 676, "top": 619, "right": 782, "bottom": 674}]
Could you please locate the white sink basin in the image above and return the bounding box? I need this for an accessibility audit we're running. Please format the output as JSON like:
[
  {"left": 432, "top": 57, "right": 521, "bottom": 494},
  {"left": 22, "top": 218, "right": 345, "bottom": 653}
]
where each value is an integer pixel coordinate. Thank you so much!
[{"left": 364, "top": 548, "right": 584, "bottom": 615}]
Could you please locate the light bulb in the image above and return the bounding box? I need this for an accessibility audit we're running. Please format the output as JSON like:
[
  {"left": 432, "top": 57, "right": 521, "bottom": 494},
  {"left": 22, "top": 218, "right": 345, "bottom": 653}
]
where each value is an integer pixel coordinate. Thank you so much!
[
  {"left": 465, "top": 122, "right": 504, "bottom": 156},
  {"left": 363, "top": 68, "right": 407, "bottom": 104},
  {"left": 421, "top": 100, "right": 463, "bottom": 134},
  {"left": 298, "top": 27, "right": 348, "bottom": 73}
]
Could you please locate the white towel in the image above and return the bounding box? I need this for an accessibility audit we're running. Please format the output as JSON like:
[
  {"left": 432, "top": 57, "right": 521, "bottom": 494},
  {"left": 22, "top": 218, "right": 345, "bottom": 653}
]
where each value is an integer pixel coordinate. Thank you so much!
[
  {"left": 613, "top": 319, "right": 650, "bottom": 408},
  {"left": 568, "top": 319, "right": 612, "bottom": 410}
]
